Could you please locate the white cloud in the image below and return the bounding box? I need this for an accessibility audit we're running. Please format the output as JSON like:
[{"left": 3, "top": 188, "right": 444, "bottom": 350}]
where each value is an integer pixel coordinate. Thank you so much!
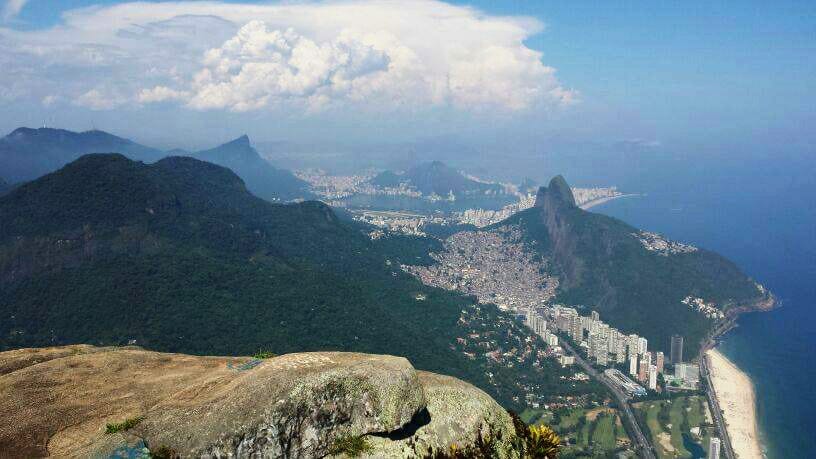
[
  {"left": 138, "top": 86, "right": 190, "bottom": 104},
  {"left": 74, "top": 89, "right": 127, "bottom": 111},
  {"left": 0, "top": 1, "right": 576, "bottom": 114},
  {"left": 2, "top": 0, "right": 28, "bottom": 22}
]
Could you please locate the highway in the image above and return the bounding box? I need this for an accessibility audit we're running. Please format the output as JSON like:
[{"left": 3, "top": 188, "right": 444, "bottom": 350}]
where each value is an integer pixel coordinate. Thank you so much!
[
  {"left": 559, "top": 339, "right": 656, "bottom": 459},
  {"left": 699, "top": 317, "right": 738, "bottom": 459},
  {"left": 700, "top": 350, "right": 737, "bottom": 459}
]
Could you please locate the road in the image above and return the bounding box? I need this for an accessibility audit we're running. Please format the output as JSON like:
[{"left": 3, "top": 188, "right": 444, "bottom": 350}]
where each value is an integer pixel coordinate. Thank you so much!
[
  {"left": 559, "top": 339, "right": 656, "bottom": 459},
  {"left": 700, "top": 351, "right": 737, "bottom": 459},
  {"left": 699, "top": 318, "right": 738, "bottom": 459}
]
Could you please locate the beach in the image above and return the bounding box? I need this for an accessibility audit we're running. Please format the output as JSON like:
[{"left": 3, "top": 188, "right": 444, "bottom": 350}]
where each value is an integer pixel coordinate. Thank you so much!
[
  {"left": 579, "top": 193, "right": 639, "bottom": 210},
  {"left": 706, "top": 349, "right": 763, "bottom": 459}
]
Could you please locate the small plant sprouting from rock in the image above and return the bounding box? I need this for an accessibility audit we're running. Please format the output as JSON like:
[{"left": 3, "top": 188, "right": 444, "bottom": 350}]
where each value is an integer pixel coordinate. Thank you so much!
[
  {"left": 105, "top": 416, "right": 144, "bottom": 434},
  {"left": 508, "top": 410, "right": 561, "bottom": 458},
  {"left": 524, "top": 424, "right": 560, "bottom": 458},
  {"left": 252, "top": 350, "right": 276, "bottom": 359},
  {"left": 328, "top": 434, "right": 373, "bottom": 457}
]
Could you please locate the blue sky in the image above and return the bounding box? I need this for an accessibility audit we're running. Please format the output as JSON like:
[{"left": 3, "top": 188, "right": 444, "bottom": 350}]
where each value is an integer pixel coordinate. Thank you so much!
[{"left": 1, "top": 0, "right": 814, "bottom": 155}]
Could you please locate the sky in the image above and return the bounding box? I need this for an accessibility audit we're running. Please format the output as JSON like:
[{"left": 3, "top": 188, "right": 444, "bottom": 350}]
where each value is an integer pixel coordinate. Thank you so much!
[{"left": 0, "top": 0, "right": 814, "bottom": 156}]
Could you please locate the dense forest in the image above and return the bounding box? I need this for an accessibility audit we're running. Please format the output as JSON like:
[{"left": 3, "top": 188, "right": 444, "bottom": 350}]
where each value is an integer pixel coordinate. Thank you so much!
[{"left": 0, "top": 154, "right": 598, "bottom": 410}]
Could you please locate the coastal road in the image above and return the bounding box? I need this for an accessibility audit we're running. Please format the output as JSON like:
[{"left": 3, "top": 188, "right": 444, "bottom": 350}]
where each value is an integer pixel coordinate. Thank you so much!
[
  {"left": 559, "top": 339, "right": 656, "bottom": 459},
  {"left": 700, "top": 353, "right": 737, "bottom": 459},
  {"left": 700, "top": 318, "right": 738, "bottom": 459}
]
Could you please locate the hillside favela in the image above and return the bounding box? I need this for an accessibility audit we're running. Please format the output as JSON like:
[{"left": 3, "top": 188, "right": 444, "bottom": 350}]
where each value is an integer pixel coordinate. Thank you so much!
[{"left": 0, "top": 1, "right": 813, "bottom": 459}]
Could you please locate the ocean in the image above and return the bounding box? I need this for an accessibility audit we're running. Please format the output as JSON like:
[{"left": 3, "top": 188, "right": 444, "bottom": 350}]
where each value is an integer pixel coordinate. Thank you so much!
[{"left": 590, "top": 154, "right": 816, "bottom": 459}]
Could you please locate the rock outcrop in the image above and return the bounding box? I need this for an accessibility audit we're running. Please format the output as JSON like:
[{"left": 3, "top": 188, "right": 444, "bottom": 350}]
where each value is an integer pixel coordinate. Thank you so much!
[{"left": 0, "top": 345, "right": 517, "bottom": 458}]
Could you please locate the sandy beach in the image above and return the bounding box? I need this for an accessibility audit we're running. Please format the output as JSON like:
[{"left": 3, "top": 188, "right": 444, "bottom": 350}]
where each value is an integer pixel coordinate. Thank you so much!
[
  {"left": 580, "top": 193, "right": 639, "bottom": 210},
  {"left": 706, "top": 349, "right": 763, "bottom": 459}
]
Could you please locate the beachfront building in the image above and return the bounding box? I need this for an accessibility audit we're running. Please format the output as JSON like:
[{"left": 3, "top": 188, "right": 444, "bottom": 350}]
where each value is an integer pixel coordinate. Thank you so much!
[
  {"left": 671, "top": 334, "right": 684, "bottom": 364},
  {"left": 708, "top": 437, "right": 721, "bottom": 459}
]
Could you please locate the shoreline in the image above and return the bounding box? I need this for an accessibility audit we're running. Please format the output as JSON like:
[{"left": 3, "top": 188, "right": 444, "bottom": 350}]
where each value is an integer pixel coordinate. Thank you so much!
[
  {"left": 705, "top": 348, "right": 763, "bottom": 459},
  {"left": 579, "top": 193, "right": 640, "bottom": 210}
]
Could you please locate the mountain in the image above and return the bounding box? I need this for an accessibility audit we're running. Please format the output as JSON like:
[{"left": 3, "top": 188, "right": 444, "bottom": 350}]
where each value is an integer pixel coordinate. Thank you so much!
[
  {"left": 0, "top": 155, "right": 597, "bottom": 410},
  {"left": 0, "top": 128, "right": 312, "bottom": 202},
  {"left": 500, "top": 176, "right": 771, "bottom": 357},
  {"left": 0, "top": 177, "right": 8, "bottom": 195},
  {"left": 193, "top": 135, "right": 312, "bottom": 202},
  {"left": 372, "top": 161, "right": 506, "bottom": 197},
  {"left": 0, "top": 127, "right": 164, "bottom": 183}
]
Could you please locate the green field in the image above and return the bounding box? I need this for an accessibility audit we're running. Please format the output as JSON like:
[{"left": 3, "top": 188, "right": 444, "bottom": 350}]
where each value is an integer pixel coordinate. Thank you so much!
[
  {"left": 529, "top": 407, "right": 632, "bottom": 458},
  {"left": 634, "top": 396, "right": 717, "bottom": 458}
]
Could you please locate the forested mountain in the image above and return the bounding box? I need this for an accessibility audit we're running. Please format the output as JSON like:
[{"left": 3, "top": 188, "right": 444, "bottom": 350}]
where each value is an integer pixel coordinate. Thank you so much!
[
  {"left": 0, "top": 128, "right": 164, "bottom": 183},
  {"left": 501, "top": 176, "right": 770, "bottom": 356},
  {"left": 193, "top": 135, "right": 312, "bottom": 202},
  {"left": 0, "top": 128, "right": 311, "bottom": 202},
  {"left": 372, "top": 161, "right": 507, "bottom": 197},
  {"left": 0, "top": 155, "right": 598, "bottom": 410}
]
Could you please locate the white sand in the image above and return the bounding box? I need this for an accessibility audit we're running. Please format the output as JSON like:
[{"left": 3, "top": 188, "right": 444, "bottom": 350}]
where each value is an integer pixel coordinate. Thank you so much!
[{"left": 706, "top": 349, "right": 763, "bottom": 459}]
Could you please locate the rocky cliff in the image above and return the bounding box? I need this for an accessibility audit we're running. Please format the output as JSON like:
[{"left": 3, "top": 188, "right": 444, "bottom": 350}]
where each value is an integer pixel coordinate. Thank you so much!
[
  {"left": 504, "top": 175, "right": 771, "bottom": 357},
  {"left": 0, "top": 346, "right": 517, "bottom": 458}
]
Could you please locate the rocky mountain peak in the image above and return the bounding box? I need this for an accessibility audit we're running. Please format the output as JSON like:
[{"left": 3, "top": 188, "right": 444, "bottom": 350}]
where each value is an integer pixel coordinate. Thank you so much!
[{"left": 535, "top": 174, "right": 576, "bottom": 209}]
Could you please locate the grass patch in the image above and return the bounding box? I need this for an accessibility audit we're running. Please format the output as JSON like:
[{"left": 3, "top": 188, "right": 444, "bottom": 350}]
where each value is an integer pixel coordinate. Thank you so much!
[
  {"left": 252, "top": 350, "right": 276, "bottom": 359},
  {"left": 328, "top": 434, "right": 373, "bottom": 457},
  {"left": 105, "top": 416, "right": 144, "bottom": 434}
]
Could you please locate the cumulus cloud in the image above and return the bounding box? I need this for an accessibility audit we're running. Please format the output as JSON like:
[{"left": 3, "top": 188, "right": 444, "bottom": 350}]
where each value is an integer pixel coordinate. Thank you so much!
[
  {"left": 138, "top": 86, "right": 190, "bottom": 104},
  {"left": 2, "top": 0, "right": 28, "bottom": 22},
  {"left": 74, "top": 89, "right": 127, "bottom": 111},
  {"left": 0, "top": 1, "right": 576, "bottom": 114}
]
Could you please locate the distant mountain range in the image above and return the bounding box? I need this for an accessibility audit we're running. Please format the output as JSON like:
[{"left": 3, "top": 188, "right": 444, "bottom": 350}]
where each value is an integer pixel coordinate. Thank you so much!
[
  {"left": 0, "top": 154, "right": 593, "bottom": 410},
  {"left": 371, "top": 161, "right": 508, "bottom": 197},
  {"left": 0, "top": 127, "right": 310, "bottom": 202},
  {"left": 500, "top": 176, "right": 771, "bottom": 355},
  {"left": 0, "top": 177, "right": 8, "bottom": 195}
]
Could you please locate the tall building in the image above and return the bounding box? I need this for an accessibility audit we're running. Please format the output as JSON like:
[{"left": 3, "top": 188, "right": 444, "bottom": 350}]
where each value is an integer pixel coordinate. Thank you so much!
[
  {"left": 655, "top": 351, "right": 665, "bottom": 374},
  {"left": 638, "top": 359, "right": 650, "bottom": 383},
  {"left": 629, "top": 352, "right": 638, "bottom": 377},
  {"left": 638, "top": 337, "right": 648, "bottom": 355},
  {"left": 648, "top": 365, "right": 657, "bottom": 390},
  {"left": 671, "top": 334, "right": 684, "bottom": 364},
  {"left": 708, "top": 437, "right": 721, "bottom": 459},
  {"left": 591, "top": 310, "right": 600, "bottom": 321}
]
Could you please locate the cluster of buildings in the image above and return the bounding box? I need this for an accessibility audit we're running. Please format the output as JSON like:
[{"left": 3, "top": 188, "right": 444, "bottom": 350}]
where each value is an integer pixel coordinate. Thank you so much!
[
  {"left": 455, "top": 194, "right": 537, "bottom": 227},
  {"left": 522, "top": 306, "right": 701, "bottom": 394},
  {"left": 403, "top": 226, "right": 559, "bottom": 310},
  {"left": 353, "top": 210, "right": 447, "bottom": 236},
  {"left": 632, "top": 230, "right": 699, "bottom": 256},
  {"left": 293, "top": 169, "right": 378, "bottom": 200},
  {"left": 682, "top": 296, "right": 725, "bottom": 320},
  {"left": 571, "top": 186, "right": 624, "bottom": 206}
]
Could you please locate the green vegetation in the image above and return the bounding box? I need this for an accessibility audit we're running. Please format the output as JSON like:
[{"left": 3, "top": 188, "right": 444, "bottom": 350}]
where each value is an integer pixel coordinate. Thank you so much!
[
  {"left": 634, "top": 396, "right": 715, "bottom": 458},
  {"left": 0, "top": 154, "right": 601, "bottom": 413},
  {"left": 499, "top": 176, "right": 767, "bottom": 356},
  {"left": 328, "top": 434, "right": 373, "bottom": 457},
  {"left": 252, "top": 350, "right": 276, "bottom": 359},
  {"left": 105, "top": 416, "right": 144, "bottom": 434},
  {"left": 545, "top": 407, "right": 632, "bottom": 458}
]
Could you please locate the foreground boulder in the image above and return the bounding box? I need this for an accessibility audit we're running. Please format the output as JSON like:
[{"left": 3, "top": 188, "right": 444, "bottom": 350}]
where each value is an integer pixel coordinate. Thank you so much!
[{"left": 0, "top": 345, "right": 517, "bottom": 458}]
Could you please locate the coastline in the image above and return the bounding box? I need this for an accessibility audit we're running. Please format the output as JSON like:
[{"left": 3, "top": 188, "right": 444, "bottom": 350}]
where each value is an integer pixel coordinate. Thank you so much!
[
  {"left": 705, "top": 349, "right": 763, "bottom": 459},
  {"left": 579, "top": 193, "right": 640, "bottom": 210}
]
